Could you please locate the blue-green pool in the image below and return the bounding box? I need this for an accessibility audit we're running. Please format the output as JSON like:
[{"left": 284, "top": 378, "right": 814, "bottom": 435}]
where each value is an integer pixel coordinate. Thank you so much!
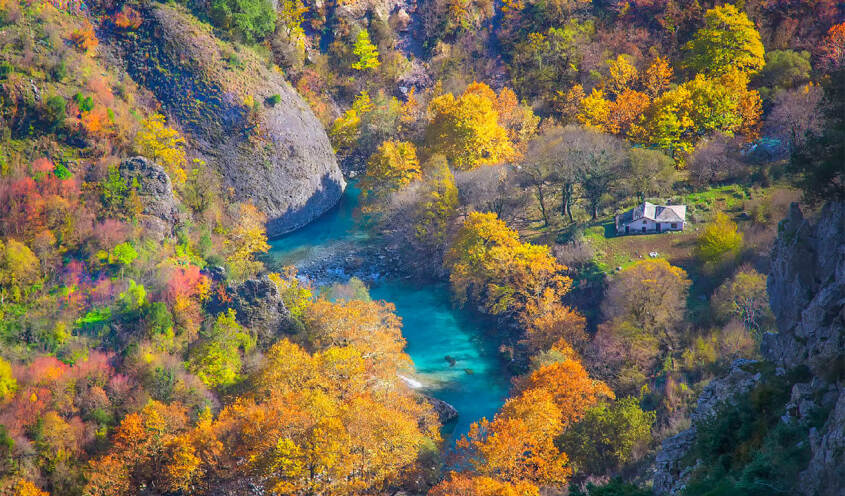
[{"left": 268, "top": 185, "right": 510, "bottom": 442}]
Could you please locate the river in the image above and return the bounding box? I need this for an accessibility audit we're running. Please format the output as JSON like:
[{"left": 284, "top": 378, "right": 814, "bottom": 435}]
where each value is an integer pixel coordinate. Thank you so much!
[{"left": 267, "top": 184, "right": 511, "bottom": 442}]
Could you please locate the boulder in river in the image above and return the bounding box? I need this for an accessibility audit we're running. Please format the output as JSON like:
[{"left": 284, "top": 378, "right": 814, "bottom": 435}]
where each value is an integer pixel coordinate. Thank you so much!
[{"left": 426, "top": 395, "right": 458, "bottom": 424}]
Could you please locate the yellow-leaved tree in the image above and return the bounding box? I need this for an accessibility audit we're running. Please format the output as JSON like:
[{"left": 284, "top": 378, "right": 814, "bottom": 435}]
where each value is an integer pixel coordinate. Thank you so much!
[
  {"left": 225, "top": 202, "right": 270, "bottom": 281},
  {"left": 697, "top": 212, "right": 744, "bottom": 264},
  {"left": 360, "top": 140, "right": 421, "bottom": 209},
  {"left": 135, "top": 113, "right": 188, "bottom": 185},
  {"left": 445, "top": 212, "right": 570, "bottom": 315},
  {"left": 683, "top": 4, "right": 765, "bottom": 77},
  {"left": 425, "top": 83, "right": 516, "bottom": 170}
]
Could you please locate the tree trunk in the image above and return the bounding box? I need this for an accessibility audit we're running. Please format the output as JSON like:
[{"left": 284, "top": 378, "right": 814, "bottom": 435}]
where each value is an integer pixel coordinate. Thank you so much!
[
  {"left": 561, "top": 183, "right": 574, "bottom": 222},
  {"left": 537, "top": 184, "right": 549, "bottom": 227}
]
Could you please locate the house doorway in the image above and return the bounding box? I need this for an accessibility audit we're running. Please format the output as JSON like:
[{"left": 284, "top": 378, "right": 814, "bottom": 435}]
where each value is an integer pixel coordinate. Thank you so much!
[{"left": 657, "top": 224, "right": 661, "bottom": 233}]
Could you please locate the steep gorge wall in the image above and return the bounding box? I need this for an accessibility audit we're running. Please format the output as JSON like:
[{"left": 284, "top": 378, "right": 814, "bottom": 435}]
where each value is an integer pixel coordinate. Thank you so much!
[
  {"left": 763, "top": 201, "right": 844, "bottom": 495},
  {"left": 106, "top": 4, "right": 345, "bottom": 236},
  {"left": 654, "top": 202, "right": 844, "bottom": 496}
]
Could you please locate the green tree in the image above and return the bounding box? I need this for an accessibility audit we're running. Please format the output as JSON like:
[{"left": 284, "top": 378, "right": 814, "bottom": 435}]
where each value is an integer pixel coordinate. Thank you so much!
[
  {"left": 570, "top": 479, "right": 653, "bottom": 496},
  {"left": 111, "top": 242, "right": 138, "bottom": 274},
  {"left": 351, "top": 29, "right": 380, "bottom": 71},
  {"left": 757, "top": 50, "right": 811, "bottom": 93},
  {"left": 41, "top": 95, "right": 67, "bottom": 132},
  {"left": 101, "top": 164, "right": 129, "bottom": 216},
  {"left": 210, "top": 0, "right": 276, "bottom": 43},
  {"left": 684, "top": 4, "right": 765, "bottom": 76},
  {"left": 558, "top": 397, "right": 655, "bottom": 475},
  {"left": 696, "top": 212, "right": 743, "bottom": 264},
  {"left": 189, "top": 309, "right": 255, "bottom": 388}
]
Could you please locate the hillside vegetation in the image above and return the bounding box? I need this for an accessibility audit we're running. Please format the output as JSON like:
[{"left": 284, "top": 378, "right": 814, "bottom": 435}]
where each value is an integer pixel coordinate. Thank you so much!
[{"left": 0, "top": 0, "right": 842, "bottom": 494}]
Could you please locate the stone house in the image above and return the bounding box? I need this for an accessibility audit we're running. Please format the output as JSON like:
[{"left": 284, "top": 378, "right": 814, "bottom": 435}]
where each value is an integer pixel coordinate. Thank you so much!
[{"left": 615, "top": 201, "right": 687, "bottom": 235}]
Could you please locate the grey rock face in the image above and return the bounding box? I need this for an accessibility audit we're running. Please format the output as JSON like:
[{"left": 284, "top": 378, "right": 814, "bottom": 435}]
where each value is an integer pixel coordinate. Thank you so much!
[
  {"left": 425, "top": 395, "right": 459, "bottom": 424},
  {"left": 653, "top": 428, "right": 696, "bottom": 496},
  {"left": 110, "top": 4, "right": 344, "bottom": 237},
  {"left": 118, "top": 156, "right": 179, "bottom": 237},
  {"left": 653, "top": 202, "right": 844, "bottom": 496},
  {"left": 653, "top": 360, "right": 764, "bottom": 496},
  {"left": 763, "top": 202, "right": 844, "bottom": 496},
  {"left": 227, "top": 275, "right": 295, "bottom": 344}
]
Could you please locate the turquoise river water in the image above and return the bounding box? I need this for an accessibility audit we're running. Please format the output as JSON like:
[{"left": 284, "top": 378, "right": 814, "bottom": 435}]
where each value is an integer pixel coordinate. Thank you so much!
[{"left": 267, "top": 184, "right": 510, "bottom": 441}]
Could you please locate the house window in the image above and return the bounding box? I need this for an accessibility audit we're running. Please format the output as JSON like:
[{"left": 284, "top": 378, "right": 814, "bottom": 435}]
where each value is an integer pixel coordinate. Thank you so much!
[{"left": 671, "top": 223, "right": 677, "bottom": 229}]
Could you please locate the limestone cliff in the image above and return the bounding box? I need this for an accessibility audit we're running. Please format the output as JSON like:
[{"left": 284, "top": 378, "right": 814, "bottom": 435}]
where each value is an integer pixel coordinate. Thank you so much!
[
  {"left": 653, "top": 202, "right": 844, "bottom": 496},
  {"left": 763, "top": 201, "right": 844, "bottom": 495},
  {"left": 106, "top": 4, "right": 345, "bottom": 236}
]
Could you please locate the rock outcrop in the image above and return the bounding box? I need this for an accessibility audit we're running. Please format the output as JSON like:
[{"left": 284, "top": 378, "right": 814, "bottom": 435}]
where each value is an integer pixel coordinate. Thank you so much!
[
  {"left": 653, "top": 360, "right": 767, "bottom": 495},
  {"left": 653, "top": 202, "right": 844, "bottom": 496},
  {"left": 118, "top": 156, "right": 179, "bottom": 238},
  {"left": 763, "top": 201, "right": 844, "bottom": 496},
  {"left": 214, "top": 275, "right": 296, "bottom": 344},
  {"left": 108, "top": 4, "right": 344, "bottom": 237},
  {"left": 426, "top": 396, "right": 459, "bottom": 424}
]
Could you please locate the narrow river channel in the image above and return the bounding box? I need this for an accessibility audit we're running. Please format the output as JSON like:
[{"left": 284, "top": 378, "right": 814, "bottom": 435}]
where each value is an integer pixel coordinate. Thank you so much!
[{"left": 267, "top": 184, "right": 511, "bottom": 442}]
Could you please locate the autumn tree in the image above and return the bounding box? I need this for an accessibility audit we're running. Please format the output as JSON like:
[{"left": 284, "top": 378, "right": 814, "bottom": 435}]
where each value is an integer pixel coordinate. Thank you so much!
[
  {"left": 70, "top": 21, "right": 98, "bottom": 52},
  {"left": 458, "top": 394, "right": 572, "bottom": 486},
  {"left": 304, "top": 298, "right": 411, "bottom": 380},
  {"left": 186, "top": 338, "right": 439, "bottom": 495},
  {"left": 9, "top": 479, "right": 49, "bottom": 496},
  {"left": 425, "top": 83, "right": 516, "bottom": 170},
  {"left": 816, "top": 23, "right": 845, "bottom": 73},
  {"left": 225, "top": 202, "right": 270, "bottom": 281},
  {"left": 360, "top": 140, "right": 421, "bottom": 208},
  {"left": 601, "top": 259, "right": 691, "bottom": 342},
  {"left": 520, "top": 288, "right": 588, "bottom": 353},
  {"left": 606, "top": 55, "right": 638, "bottom": 97},
  {"left": 85, "top": 401, "right": 190, "bottom": 495},
  {"left": 135, "top": 114, "right": 188, "bottom": 185},
  {"left": 351, "top": 29, "right": 380, "bottom": 71},
  {"left": 429, "top": 473, "right": 540, "bottom": 496},
  {"left": 711, "top": 266, "right": 772, "bottom": 332},
  {"left": 413, "top": 155, "right": 459, "bottom": 249},
  {"left": 0, "top": 239, "right": 41, "bottom": 304},
  {"left": 643, "top": 56, "right": 673, "bottom": 97},
  {"left": 696, "top": 212, "right": 743, "bottom": 264},
  {"left": 630, "top": 72, "right": 762, "bottom": 158},
  {"left": 516, "top": 359, "right": 614, "bottom": 428},
  {"left": 445, "top": 212, "right": 570, "bottom": 316},
  {"left": 684, "top": 4, "right": 765, "bottom": 77},
  {"left": 0, "top": 357, "right": 16, "bottom": 401}
]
